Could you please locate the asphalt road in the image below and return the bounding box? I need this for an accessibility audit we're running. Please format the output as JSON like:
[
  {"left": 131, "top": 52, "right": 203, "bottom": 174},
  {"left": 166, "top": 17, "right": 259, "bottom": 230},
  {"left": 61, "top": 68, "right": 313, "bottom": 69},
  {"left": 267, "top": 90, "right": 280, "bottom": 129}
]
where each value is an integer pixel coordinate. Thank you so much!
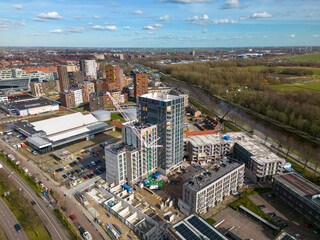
[
  {"left": 0, "top": 157, "right": 71, "bottom": 240},
  {"left": 0, "top": 139, "right": 107, "bottom": 240},
  {"left": 0, "top": 198, "right": 29, "bottom": 240}
]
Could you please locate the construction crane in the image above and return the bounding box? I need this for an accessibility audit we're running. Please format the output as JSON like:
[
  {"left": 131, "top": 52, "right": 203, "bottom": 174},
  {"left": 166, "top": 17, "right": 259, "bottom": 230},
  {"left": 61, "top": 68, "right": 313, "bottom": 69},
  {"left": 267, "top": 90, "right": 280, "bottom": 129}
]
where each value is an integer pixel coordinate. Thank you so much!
[{"left": 106, "top": 92, "right": 163, "bottom": 189}]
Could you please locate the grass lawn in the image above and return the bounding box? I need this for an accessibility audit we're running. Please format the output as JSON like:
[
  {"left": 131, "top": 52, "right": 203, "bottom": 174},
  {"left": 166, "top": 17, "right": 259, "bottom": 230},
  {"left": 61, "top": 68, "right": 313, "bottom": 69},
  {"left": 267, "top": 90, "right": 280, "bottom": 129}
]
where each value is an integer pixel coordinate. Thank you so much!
[
  {"left": 270, "top": 83, "right": 320, "bottom": 92},
  {"left": 53, "top": 209, "right": 80, "bottom": 240},
  {"left": 0, "top": 225, "right": 7, "bottom": 240},
  {"left": 284, "top": 53, "right": 320, "bottom": 61},
  {"left": 111, "top": 112, "right": 125, "bottom": 122},
  {"left": 206, "top": 218, "right": 216, "bottom": 225}
]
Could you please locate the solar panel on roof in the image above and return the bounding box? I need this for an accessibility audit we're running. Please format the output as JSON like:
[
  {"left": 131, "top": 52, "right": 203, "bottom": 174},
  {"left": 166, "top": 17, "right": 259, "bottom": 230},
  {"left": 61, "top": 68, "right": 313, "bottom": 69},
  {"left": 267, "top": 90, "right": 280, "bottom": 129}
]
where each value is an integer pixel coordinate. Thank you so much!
[
  {"left": 187, "top": 216, "right": 226, "bottom": 240},
  {"left": 175, "top": 223, "right": 201, "bottom": 240}
]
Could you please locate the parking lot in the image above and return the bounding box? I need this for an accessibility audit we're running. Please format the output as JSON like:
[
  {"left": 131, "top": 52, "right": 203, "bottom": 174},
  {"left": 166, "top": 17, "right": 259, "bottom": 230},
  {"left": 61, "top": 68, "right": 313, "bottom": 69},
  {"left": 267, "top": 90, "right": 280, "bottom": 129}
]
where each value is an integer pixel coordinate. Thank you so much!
[{"left": 249, "top": 192, "right": 319, "bottom": 240}]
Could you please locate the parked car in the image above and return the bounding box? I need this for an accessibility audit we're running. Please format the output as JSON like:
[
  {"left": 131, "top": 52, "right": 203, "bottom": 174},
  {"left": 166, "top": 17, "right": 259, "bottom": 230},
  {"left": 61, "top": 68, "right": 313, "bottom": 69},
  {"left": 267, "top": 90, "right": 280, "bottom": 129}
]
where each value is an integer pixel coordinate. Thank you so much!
[
  {"left": 279, "top": 222, "right": 288, "bottom": 228},
  {"left": 258, "top": 205, "right": 266, "bottom": 209},
  {"left": 267, "top": 212, "right": 276, "bottom": 217},
  {"left": 62, "top": 174, "right": 67, "bottom": 179},
  {"left": 76, "top": 157, "right": 82, "bottom": 160}
]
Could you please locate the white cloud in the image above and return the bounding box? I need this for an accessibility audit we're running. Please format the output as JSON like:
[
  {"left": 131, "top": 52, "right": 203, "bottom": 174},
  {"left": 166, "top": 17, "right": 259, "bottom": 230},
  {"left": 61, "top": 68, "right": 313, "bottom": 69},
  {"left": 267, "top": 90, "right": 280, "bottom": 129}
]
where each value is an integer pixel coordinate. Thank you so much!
[
  {"left": 289, "top": 34, "right": 295, "bottom": 38},
  {"left": 88, "top": 22, "right": 94, "bottom": 25},
  {"left": 312, "top": 34, "right": 319, "bottom": 38},
  {"left": 103, "top": 22, "right": 115, "bottom": 25},
  {"left": 147, "top": 32, "right": 154, "bottom": 34},
  {"left": 93, "top": 15, "right": 101, "bottom": 19},
  {"left": 163, "top": 0, "right": 215, "bottom": 3},
  {"left": 240, "top": 11, "right": 272, "bottom": 20},
  {"left": 12, "top": 4, "right": 23, "bottom": 9},
  {"left": 187, "top": 14, "right": 210, "bottom": 25},
  {"left": 143, "top": 23, "right": 163, "bottom": 30},
  {"left": 251, "top": 12, "right": 272, "bottom": 18},
  {"left": 67, "top": 27, "right": 85, "bottom": 33},
  {"left": 202, "top": 29, "right": 208, "bottom": 33},
  {"left": 123, "top": 26, "right": 130, "bottom": 30},
  {"left": 0, "top": 18, "right": 26, "bottom": 31},
  {"left": 133, "top": 10, "right": 144, "bottom": 15},
  {"left": 213, "top": 19, "right": 237, "bottom": 24},
  {"left": 307, "top": 13, "right": 315, "bottom": 17},
  {"left": 222, "top": 0, "right": 242, "bottom": 9},
  {"left": 92, "top": 25, "right": 117, "bottom": 31},
  {"left": 33, "top": 11, "right": 63, "bottom": 21},
  {"left": 49, "top": 29, "right": 63, "bottom": 33},
  {"left": 159, "top": 15, "right": 171, "bottom": 21}
]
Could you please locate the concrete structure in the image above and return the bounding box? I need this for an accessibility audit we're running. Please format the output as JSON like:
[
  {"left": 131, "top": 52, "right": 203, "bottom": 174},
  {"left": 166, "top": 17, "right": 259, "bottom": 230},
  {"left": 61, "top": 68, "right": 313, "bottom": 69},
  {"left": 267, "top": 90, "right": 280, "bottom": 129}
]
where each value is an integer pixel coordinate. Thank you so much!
[
  {"left": 14, "top": 112, "right": 114, "bottom": 153},
  {"left": 104, "top": 65, "right": 121, "bottom": 91},
  {"left": 4, "top": 94, "right": 59, "bottom": 116},
  {"left": 139, "top": 93, "right": 184, "bottom": 174},
  {"left": 123, "top": 108, "right": 137, "bottom": 121},
  {"left": 80, "top": 60, "right": 97, "bottom": 79},
  {"left": 57, "top": 65, "right": 77, "bottom": 92},
  {"left": 92, "top": 110, "right": 111, "bottom": 122},
  {"left": 60, "top": 87, "right": 89, "bottom": 108},
  {"left": 168, "top": 214, "right": 227, "bottom": 240},
  {"left": 148, "top": 87, "right": 172, "bottom": 95},
  {"left": 273, "top": 172, "right": 320, "bottom": 228},
  {"left": 233, "top": 140, "right": 285, "bottom": 183},
  {"left": 133, "top": 71, "right": 148, "bottom": 102},
  {"left": 0, "top": 77, "right": 31, "bottom": 90},
  {"left": 53, "top": 149, "right": 73, "bottom": 162},
  {"left": 185, "top": 133, "right": 244, "bottom": 163},
  {"left": 180, "top": 158, "right": 245, "bottom": 215},
  {"left": 78, "top": 81, "right": 95, "bottom": 96}
]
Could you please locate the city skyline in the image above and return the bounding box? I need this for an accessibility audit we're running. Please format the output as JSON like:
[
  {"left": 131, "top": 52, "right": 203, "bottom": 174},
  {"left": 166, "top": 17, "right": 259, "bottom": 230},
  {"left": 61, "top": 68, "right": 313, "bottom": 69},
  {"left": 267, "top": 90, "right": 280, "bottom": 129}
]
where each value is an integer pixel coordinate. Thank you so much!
[{"left": 0, "top": 0, "right": 319, "bottom": 47}]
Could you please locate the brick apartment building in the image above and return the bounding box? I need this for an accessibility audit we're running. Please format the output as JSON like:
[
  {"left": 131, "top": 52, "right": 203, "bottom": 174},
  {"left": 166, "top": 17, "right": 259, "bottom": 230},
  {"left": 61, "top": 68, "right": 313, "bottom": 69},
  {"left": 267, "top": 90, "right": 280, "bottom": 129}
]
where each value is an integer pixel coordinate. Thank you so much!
[
  {"left": 89, "top": 91, "right": 127, "bottom": 111},
  {"left": 60, "top": 87, "right": 89, "bottom": 108},
  {"left": 104, "top": 65, "right": 122, "bottom": 91},
  {"left": 78, "top": 81, "right": 95, "bottom": 96},
  {"left": 133, "top": 71, "right": 148, "bottom": 102}
]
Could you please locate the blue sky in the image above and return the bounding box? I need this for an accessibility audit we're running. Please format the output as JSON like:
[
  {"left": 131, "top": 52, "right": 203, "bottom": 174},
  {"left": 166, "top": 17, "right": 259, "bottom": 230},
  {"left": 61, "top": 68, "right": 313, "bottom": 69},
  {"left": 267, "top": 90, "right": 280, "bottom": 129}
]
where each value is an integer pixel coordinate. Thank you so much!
[{"left": 0, "top": 0, "right": 319, "bottom": 47}]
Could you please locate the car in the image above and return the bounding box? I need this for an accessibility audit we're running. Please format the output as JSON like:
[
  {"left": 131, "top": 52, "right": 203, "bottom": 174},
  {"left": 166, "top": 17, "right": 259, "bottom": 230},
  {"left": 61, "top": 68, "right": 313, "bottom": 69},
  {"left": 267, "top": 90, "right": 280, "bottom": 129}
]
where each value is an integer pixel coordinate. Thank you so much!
[
  {"left": 268, "top": 193, "right": 273, "bottom": 198},
  {"left": 67, "top": 172, "right": 71, "bottom": 176},
  {"left": 258, "top": 205, "right": 266, "bottom": 209},
  {"left": 14, "top": 224, "right": 22, "bottom": 232},
  {"left": 294, "top": 233, "right": 301, "bottom": 238},
  {"left": 75, "top": 169, "right": 80, "bottom": 173},
  {"left": 91, "top": 161, "right": 96, "bottom": 166},
  {"left": 76, "top": 157, "right": 82, "bottom": 160},
  {"left": 313, "top": 229, "right": 319, "bottom": 234},
  {"left": 80, "top": 167, "right": 85, "bottom": 171},
  {"left": 170, "top": 180, "right": 180, "bottom": 184},
  {"left": 267, "top": 212, "right": 276, "bottom": 217},
  {"left": 30, "top": 200, "right": 36, "bottom": 205},
  {"left": 71, "top": 170, "right": 75, "bottom": 175},
  {"left": 83, "top": 176, "right": 88, "bottom": 180},
  {"left": 32, "top": 151, "right": 37, "bottom": 155},
  {"left": 62, "top": 174, "right": 67, "bottom": 179},
  {"left": 279, "top": 222, "right": 288, "bottom": 228},
  {"left": 69, "top": 215, "right": 76, "bottom": 220},
  {"left": 275, "top": 217, "right": 281, "bottom": 223}
]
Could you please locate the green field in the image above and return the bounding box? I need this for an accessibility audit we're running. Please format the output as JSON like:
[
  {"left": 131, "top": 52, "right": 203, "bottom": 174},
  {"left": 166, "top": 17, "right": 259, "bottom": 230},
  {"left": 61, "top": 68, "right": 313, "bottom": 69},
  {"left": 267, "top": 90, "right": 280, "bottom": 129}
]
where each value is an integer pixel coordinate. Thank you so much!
[
  {"left": 284, "top": 53, "right": 320, "bottom": 61},
  {"left": 271, "top": 83, "right": 320, "bottom": 92}
]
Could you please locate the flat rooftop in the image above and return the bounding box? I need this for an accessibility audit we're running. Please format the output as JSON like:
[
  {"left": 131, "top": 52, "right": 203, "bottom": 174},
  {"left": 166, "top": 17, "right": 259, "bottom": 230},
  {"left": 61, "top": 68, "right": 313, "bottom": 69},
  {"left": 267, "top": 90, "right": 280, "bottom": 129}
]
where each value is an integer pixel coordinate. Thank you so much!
[
  {"left": 170, "top": 214, "right": 227, "bottom": 240},
  {"left": 184, "top": 158, "right": 244, "bottom": 192},
  {"left": 187, "top": 132, "right": 245, "bottom": 147},
  {"left": 8, "top": 94, "right": 58, "bottom": 110},
  {"left": 274, "top": 172, "right": 320, "bottom": 207},
  {"left": 140, "top": 92, "right": 182, "bottom": 102},
  {"left": 105, "top": 142, "right": 137, "bottom": 154}
]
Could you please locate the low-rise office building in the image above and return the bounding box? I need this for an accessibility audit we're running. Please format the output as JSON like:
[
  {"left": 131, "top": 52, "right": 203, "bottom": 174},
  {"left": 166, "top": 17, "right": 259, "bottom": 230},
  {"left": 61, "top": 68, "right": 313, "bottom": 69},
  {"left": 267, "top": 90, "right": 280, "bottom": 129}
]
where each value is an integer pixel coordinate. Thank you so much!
[
  {"left": 273, "top": 172, "right": 320, "bottom": 228},
  {"left": 180, "top": 158, "right": 245, "bottom": 215},
  {"left": 3, "top": 94, "right": 59, "bottom": 116}
]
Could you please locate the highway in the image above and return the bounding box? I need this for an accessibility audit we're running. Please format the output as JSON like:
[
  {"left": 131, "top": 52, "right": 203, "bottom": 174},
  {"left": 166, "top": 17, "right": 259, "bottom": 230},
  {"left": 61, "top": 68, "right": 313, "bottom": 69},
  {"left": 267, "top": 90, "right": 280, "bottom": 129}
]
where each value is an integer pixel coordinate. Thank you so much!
[
  {"left": 0, "top": 139, "right": 107, "bottom": 240},
  {"left": 0, "top": 157, "right": 71, "bottom": 240},
  {"left": 0, "top": 198, "right": 29, "bottom": 240}
]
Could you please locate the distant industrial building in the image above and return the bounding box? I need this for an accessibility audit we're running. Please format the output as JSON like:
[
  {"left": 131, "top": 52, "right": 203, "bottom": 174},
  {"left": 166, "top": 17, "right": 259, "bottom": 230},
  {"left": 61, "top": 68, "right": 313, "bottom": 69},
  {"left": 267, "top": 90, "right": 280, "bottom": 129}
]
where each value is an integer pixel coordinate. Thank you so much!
[
  {"left": 79, "top": 60, "right": 97, "bottom": 79},
  {"left": 140, "top": 93, "right": 185, "bottom": 174},
  {"left": 13, "top": 112, "right": 114, "bottom": 153},
  {"left": 168, "top": 214, "right": 227, "bottom": 240},
  {"left": 133, "top": 71, "right": 149, "bottom": 102},
  {"left": 273, "top": 172, "right": 320, "bottom": 228},
  {"left": 233, "top": 140, "right": 285, "bottom": 183},
  {"left": 60, "top": 88, "right": 89, "bottom": 108},
  {"left": 1, "top": 94, "right": 59, "bottom": 116},
  {"left": 180, "top": 158, "right": 244, "bottom": 215}
]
